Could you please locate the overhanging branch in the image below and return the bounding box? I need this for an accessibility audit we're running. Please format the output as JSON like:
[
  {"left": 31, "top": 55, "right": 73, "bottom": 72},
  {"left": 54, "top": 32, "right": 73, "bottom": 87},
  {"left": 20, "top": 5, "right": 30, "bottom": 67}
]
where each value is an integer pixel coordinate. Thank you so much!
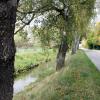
[
  {"left": 15, "top": 13, "right": 35, "bottom": 34},
  {"left": 15, "top": 5, "right": 53, "bottom": 34}
]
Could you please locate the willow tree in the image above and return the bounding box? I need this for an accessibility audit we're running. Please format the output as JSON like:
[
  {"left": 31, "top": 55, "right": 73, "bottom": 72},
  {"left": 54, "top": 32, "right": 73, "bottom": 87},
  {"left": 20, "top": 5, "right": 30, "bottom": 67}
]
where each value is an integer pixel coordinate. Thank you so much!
[
  {"left": 58, "top": 0, "right": 96, "bottom": 55},
  {"left": 15, "top": 0, "right": 96, "bottom": 70},
  {"left": 70, "top": 0, "right": 96, "bottom": 54},
  {"left": 55, "top": 16, "right": 69, "bottom": 70},
  {"left": 0, "top": 0, "right": 19, "bottom": 100},
  {"left": 52, "top": 0, "right": 96, "bottom": 69},
  {"left": 31, "top": 11, "right": 69, "bottom": 70}
]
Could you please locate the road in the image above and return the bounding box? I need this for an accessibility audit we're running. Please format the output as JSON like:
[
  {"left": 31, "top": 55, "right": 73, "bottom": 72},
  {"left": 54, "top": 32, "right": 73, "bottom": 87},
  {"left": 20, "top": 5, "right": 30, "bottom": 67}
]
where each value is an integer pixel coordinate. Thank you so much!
[{"left": 82, "top": 48, "right": 100, "bottom": 71}]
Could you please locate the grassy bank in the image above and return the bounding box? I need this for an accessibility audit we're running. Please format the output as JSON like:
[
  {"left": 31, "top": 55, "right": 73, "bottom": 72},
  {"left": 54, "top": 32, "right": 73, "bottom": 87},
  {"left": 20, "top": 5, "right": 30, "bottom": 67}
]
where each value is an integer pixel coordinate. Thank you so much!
[
  {"left": 14, "top": 50, "right": 100, "bottom": 100},
  {"left": 15, "top": 48, "right": 56, "bottom": 76}
]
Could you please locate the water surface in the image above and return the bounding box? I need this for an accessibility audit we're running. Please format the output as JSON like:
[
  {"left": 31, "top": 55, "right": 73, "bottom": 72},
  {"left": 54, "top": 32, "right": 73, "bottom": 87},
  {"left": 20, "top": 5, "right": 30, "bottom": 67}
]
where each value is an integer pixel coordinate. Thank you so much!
[{"left": 14, "top": 74, "right": 37, "bottom": 94}]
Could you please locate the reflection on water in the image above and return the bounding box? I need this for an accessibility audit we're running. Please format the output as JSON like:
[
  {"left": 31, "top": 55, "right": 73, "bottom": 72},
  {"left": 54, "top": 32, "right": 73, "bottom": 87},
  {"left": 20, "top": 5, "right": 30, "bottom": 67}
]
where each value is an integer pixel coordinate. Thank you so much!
[{"left": 14, "top": 75, "right": 37, "bottom": 94}]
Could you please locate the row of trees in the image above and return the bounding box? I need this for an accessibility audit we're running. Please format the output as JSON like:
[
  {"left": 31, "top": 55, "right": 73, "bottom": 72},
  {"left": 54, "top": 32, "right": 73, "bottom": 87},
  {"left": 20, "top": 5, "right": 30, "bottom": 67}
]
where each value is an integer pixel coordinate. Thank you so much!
[
  {"left": 85, "top": 22, "right": 100, "bottom": 49},
  {"left": 0, "top": 0, "right": 96, "bottom": 100}
]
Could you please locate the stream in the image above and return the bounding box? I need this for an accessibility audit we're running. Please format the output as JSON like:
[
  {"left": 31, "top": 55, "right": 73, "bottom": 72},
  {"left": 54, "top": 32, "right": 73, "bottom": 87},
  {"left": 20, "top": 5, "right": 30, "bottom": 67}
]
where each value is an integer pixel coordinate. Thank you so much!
[
  {"left": 14, "top": 72, "right": 37, "bottom": 94},
  {"left": 14, "top": 48, "right": 53, "bottom": 94},
  {"left": 13, "top": 48, "right": 41, "bottom": 94}
]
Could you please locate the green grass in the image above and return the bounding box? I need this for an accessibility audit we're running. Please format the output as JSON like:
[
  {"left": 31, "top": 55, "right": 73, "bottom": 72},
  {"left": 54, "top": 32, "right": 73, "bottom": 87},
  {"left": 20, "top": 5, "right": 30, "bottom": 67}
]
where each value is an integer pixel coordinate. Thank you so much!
[
  {"left": 13, "top": 50, "right": 100, "bottom": 100},
  {"left": 15, "top": 58, "right": 56, "bottom": 82},
  {"left": 15, "top": 48, "right": 56, "bottom": 75}
]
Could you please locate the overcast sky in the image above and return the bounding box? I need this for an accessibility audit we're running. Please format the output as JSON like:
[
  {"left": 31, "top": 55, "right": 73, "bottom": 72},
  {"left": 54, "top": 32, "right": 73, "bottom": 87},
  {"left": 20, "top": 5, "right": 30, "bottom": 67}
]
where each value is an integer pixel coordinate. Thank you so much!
[
  {"left": 95, "top": 0, "right": 100, "bottom": 22},
  {"left": 95, "top": 15, "right": 100, "bottom": 22}
]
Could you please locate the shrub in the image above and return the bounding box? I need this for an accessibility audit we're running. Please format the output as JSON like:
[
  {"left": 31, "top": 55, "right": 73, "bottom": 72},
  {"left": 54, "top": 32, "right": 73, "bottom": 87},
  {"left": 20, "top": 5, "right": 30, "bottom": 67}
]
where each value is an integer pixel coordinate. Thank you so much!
[{"left": 86, "top": 32, "right": 100, "bottom": 49}]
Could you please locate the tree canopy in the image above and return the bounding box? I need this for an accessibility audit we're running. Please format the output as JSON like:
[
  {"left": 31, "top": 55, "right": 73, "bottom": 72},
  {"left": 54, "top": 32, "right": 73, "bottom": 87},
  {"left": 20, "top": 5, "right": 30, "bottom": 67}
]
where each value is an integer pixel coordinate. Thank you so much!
[{"left": 16, "top": 0, "right": 96, "bottom": 42}]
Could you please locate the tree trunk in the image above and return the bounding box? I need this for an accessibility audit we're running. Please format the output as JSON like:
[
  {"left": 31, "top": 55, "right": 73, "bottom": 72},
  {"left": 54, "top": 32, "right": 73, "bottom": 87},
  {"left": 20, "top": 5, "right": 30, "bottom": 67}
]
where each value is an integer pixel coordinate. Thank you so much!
[
  {"left": 56, "top": 32, "right": 68, "bottom": 70},
  {"left": 72, "top": 34, "right": 80, "bottom": 55},
  {"left": 0, "top": 1, "right": 19, "bottom": 100}
]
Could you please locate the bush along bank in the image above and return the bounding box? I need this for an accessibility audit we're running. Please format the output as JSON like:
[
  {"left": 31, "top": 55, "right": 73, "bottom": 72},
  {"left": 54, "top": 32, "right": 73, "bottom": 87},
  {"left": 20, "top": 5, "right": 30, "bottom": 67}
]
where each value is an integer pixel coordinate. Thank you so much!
[{"left": 14, "top": 58, "right": 51, "bottom": 77}]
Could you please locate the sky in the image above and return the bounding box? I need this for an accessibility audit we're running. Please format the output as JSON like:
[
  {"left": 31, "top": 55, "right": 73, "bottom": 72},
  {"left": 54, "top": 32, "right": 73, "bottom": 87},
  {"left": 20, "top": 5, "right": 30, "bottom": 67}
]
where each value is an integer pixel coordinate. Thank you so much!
[
  {"left": 95, "top": 0, "right": 100, "bottom": 22},
  {"left": 95, "top": 15, "right": 100, "bottom": 22}
]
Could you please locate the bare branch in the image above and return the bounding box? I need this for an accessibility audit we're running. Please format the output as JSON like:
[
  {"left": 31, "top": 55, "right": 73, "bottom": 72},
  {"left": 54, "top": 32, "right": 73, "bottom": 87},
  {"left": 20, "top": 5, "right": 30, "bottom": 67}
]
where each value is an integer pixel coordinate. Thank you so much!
[{"left": 15, "top": 13, "right": 35, "bottom": 34}]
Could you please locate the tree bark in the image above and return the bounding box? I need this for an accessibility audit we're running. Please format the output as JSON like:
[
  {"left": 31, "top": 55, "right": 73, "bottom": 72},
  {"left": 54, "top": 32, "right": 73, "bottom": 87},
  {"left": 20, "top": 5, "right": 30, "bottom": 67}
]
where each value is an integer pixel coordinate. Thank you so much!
[
  {"left": 0, "top": 1, "right": 19, "bottom": 100},
  {"left": 72, "top": 34, "right": 80, "bottom": 55},
  {"left": 56, "top": 32, "right": 68, "bottom": 70}
]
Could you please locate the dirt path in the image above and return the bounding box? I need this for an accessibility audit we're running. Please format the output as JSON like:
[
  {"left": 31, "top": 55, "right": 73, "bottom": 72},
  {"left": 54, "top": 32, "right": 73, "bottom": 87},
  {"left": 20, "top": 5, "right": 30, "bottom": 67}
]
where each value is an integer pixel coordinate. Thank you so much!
[{"left": 82, "top": 48, "right": 100, "bottom": 71}]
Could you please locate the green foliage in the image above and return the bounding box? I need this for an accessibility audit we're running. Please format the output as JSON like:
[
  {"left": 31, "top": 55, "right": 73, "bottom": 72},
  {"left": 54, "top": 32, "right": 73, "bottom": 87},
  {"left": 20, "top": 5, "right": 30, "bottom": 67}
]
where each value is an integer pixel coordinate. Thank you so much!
[
  {"left": 19, "top": 0, "right": 33, "bottom": 12},
  {"left": 14, "top": 35, "right": 27, "bottom": 48},
  {"left": 17, "top": 0, "right": 96, "bottom": 49},
  {"left": 14, "top": 31, "right": 29, "bottom": 48},
  {"left": 95, "top": 22, "right": 100, "bottom": 35},
  {"left": 85, "top": 22, "right": 100, "bottom": 49},
  {"left": 33, "top": 26, "right": 61, "bottom": 47},
  {"left": 15, "top": 48, "right": 56, "bottom": 75},
  {"left": 68, "top": 0, "right": 95, "bottom": 33},
  {"left": 87, "top": 32, "right": 97, "bottom": 47},
  {"left": 18, "top": 30, "right": 28, "bottom": 40}
]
